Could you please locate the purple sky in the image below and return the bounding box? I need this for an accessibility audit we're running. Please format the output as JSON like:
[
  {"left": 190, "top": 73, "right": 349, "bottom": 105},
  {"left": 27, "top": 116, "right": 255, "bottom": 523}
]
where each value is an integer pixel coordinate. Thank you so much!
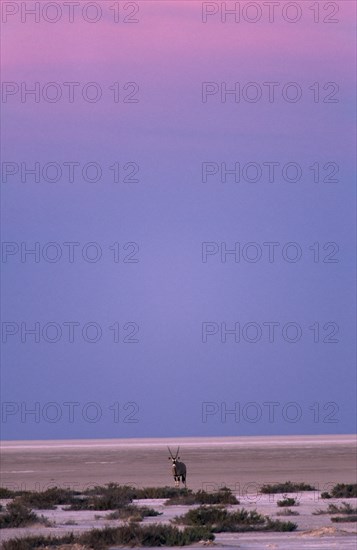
[{"left": 1, "top": 0, "right": 356, "bottom": 439}]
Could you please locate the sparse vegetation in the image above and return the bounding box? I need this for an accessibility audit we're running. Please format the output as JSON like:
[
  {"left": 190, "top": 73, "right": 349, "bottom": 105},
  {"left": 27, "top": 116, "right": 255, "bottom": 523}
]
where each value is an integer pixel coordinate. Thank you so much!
[
  {"left": 81, "top": 524, "right": 214, "bottom": 547},
  {"left": 84, "top": 484, "right": 186, "bottom": 500},
  {"left": 264, "top": 518, "right": 298, "bottom": 531},
  {"left": 0, "top": 484, "right": 239, "bottom": 511},
  {"left": 276, "top": 508, "right": 300, "bottom": 516},
  {"left": 132, "top": 486, "right": 189, "bottom": 499},
  {"left": 0, "top": 488, "right": 27, "bottom": 499},
  {"left": 1, "top": 524, "right": 214, "bottom": 549},
  {"left": 313, "top": 507, "right": 328, "bottom": 515},
  {"left": 314, "top": 502, "right": 357, "bottom": 516},
  {"left": 69, "top": 484, "right": 190, "bottom": 510},
  {"left": 329, "top": 502, "right": 357, "bottom": 514},
  {"left": 321, "top": 484, "right": 357, "bottom": 499},
  {"left": 67, "top": 484, "right": 132, "bottom": 510},
  {"left": 1, "top": 534, "right": 76, "bottom": 550},
  {"left": 330, "top": 515, "right": 357, "bottom": 523},
  {"left": 166, "top": 487, "right": 238, "bottom": 506},
  {"left": 277, "top": 496, "right": 298, "bottom": 507},
  {"left": 174, "top": 505, "right": 297, "bottom": 532},
  {"left": 106, "top": 505, "right": 161, "bottom": 522},
  {"left": 260, "top": 481, "right": 315, "bottom": 494},
  {"left": 83, "top": 483, "right": 134, "bottom": 498},
  {"left": 17, "top": 487, "right": 80, "bottom": 509},
  {"left": 0, "top": 501, "right": 40, "bottom": 528},
  {"left": 82, "top": 484, "right": 239, "bottom": 504},
  {"left": 174, "top": 505, "right": 264, "bottom": 529}
]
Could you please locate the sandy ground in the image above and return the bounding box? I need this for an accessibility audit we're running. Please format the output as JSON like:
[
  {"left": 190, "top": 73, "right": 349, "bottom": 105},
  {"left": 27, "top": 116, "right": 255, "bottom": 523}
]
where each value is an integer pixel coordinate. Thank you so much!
[
  {"left": 0, "top": 435, "right": 356, "bottom": 548},
  {"left": 1, "top": 435, "right": 356, "bottom": 493}
]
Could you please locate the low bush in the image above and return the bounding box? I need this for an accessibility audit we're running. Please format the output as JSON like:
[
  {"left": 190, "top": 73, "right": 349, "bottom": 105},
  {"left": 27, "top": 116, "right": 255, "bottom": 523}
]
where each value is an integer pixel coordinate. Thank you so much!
[
  {"left": 84, "top": 484, "right": 187, "bottom": 500},
  {"left": 330, "top": 515, "right": 357, "bottom": 523},
  {"left": 260, "top": 481, "right": 315, "bottom": 494},
  {"left": 67, "top": 484, "right": 132, "bottom": 510},
  {"left": 313, "top": 508, "right": 327, "bottom": 515},
  {"left": 83, "top": 484, "right": 238, "bottom": 504},
  {"left": 106, "top": 505, "right": 161, "bottom": 521},
  {"left": 277, "top": 496, "right": 298, "bottom": 507},
  {"left": 0, "top": 488, "right": 27, "bottom": 499},
  {"left": 330, "top": 484, "right": 357, "bottom": 498},
  {"left": 1, "top": 534, "right": 76, "bottom": 550},
  {"left": 276, "top": 508, "right": 300, "bottom": 516},
  {"left": 166, "top": 487, "right": 238, "bottom": 506},
  {"left": 80, "top": 523, "right": 213, "bottom": 548},
  {"left": 314, "top": 501, "right": 357, "bottom": 516},
  {"left": 174, "top": 505, "right": 263, "bottom": 528},
  {"left": 175, "top": 505, "right": 297, "bottom": 533},
  {"left": 265, "top": 518, "right": 298, "bottom": 531},
  {"left": 83, "top": 483, "right": 133, "bottom": 498},
  {"left": 321, "top": 484, "right": 357, "bottom": 499},
  {"left": 17, "top": 487, "right": 80, "bottom": 509},
  {"left": 1, "top": 523, "right": 213, "bottom": 549},
  {"left": 0, "top": 501, "right": 39, "bottom": 528},
  {"left": 329, "top": 502, "right": 357, "bottom": 514}
]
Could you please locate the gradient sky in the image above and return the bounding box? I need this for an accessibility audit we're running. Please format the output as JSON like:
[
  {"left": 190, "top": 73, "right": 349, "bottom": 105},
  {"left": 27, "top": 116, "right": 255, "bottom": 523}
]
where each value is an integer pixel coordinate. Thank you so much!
[{"left": 1, "top": 0, "right": 356, "bottom": 439}]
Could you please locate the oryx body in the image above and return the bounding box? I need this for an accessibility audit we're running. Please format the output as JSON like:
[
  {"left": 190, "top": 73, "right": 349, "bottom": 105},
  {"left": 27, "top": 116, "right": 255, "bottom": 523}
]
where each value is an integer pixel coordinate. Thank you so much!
[{"left": 168, "top": 446, "right": 187, "bottom": 487}]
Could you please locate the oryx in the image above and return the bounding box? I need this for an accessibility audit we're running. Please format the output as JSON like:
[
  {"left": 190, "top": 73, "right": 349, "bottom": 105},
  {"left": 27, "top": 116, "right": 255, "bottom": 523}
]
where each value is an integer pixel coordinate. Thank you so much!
[{"left": 168, "top": 446, "right": 187, "bottom": 487}]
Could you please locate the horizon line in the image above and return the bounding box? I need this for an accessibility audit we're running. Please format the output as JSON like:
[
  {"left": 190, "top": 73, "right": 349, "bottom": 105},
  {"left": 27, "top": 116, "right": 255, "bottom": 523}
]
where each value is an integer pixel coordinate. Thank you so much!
[{"left": 1, "top": 434, "right": 356, "bottom": 450}]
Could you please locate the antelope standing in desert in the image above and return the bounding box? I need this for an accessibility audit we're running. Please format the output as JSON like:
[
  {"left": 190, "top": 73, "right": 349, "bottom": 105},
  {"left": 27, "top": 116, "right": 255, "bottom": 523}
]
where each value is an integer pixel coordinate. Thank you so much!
[{"left": 168, "top": 446, "right": 187, "bottom": 487}]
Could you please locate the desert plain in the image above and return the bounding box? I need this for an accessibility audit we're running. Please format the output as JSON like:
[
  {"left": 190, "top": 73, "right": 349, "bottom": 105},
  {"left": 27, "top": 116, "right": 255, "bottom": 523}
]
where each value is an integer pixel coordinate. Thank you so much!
[{"left": 0, "top": 435, "right": 356, "bottom": 549}]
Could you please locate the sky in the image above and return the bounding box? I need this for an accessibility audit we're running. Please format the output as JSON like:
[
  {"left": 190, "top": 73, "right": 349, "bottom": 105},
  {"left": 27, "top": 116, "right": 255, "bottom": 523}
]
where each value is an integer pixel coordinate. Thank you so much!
[{"left": 1, "top": 0, "right": 356, "bottom": 440}]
